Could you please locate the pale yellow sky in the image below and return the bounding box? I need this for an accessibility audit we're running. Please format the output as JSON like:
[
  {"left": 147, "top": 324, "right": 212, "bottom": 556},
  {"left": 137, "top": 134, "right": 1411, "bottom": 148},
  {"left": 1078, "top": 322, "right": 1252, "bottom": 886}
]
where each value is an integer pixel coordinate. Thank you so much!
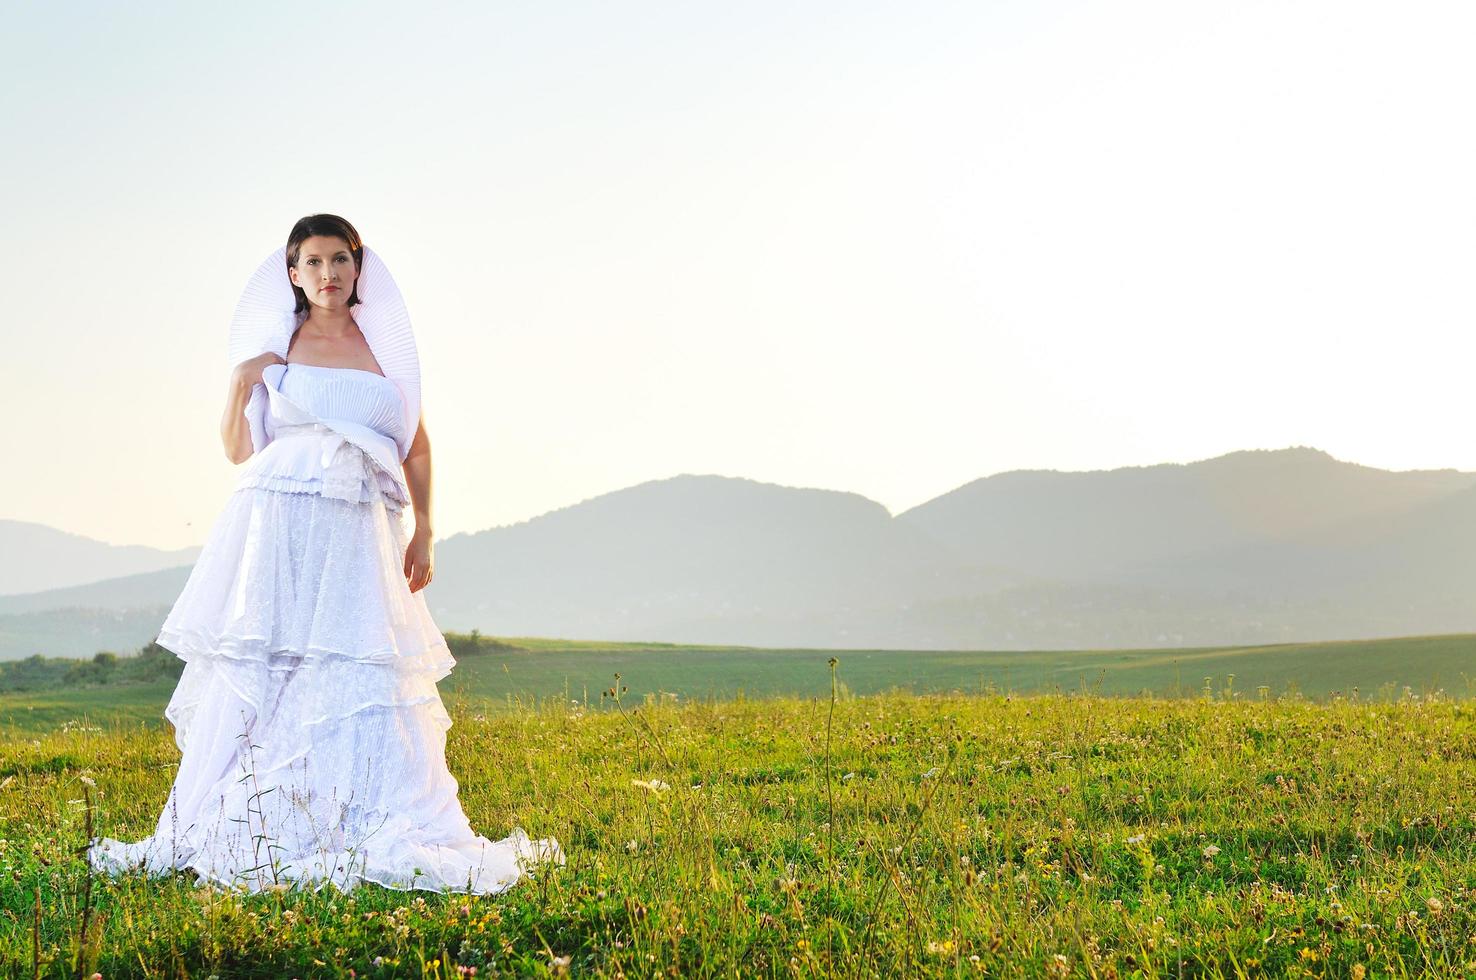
[{"left": 3, "top": 1, "right": 1474, "bottom": 550}]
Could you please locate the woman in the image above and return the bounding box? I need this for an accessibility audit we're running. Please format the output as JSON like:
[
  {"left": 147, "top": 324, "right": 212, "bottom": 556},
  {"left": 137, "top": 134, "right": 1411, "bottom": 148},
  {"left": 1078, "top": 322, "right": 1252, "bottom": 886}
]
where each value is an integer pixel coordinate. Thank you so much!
[{"left": 88, "top": 214, "right": 563, "bottom": 894}]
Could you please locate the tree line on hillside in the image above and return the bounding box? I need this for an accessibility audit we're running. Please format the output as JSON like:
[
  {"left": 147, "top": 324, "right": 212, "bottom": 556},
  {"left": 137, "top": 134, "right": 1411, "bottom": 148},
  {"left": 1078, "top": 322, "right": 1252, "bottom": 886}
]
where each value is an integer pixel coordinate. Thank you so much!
[
  {"left": 0, "top": 643, "right": 185, "bottom": 692},
  {"left": 0, "top": 629, "right": 523, "bottom": 693}
]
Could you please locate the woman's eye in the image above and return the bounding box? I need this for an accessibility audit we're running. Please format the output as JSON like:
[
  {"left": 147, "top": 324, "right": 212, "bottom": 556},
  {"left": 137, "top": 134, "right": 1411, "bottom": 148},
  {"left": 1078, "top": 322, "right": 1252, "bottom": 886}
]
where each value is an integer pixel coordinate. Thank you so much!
[{"left": 307, "top": 258, "right": 319, "bottom": 265}]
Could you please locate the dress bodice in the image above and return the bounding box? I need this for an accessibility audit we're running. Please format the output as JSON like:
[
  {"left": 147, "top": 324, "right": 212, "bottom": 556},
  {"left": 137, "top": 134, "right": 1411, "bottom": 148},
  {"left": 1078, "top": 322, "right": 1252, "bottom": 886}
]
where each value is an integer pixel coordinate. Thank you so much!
[
  {"left": 235, "top": 363, "right": 411, "bottom": 509},
  {"left": 275, "top": 364, "right": 407, "bottom": 442}
]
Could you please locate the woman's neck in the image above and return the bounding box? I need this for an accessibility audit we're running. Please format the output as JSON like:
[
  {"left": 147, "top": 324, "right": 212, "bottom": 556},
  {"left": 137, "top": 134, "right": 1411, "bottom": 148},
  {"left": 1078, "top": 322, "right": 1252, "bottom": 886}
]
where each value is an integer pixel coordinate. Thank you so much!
[{"left": 298, "top": 308, "right": 358, "bottom": 340}]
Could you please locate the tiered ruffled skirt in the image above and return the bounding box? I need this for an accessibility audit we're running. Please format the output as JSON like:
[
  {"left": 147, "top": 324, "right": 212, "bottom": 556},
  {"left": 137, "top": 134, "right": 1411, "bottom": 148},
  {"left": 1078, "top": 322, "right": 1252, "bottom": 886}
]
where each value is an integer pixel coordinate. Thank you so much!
[{"left": 88, "top": 483, "right": 564, "bottom": 894}]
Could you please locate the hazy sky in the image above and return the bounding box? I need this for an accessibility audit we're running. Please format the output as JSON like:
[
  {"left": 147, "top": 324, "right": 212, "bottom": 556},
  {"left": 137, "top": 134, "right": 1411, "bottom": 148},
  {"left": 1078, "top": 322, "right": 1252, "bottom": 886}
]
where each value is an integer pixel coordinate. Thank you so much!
[{"left": 3, "top": 1, "right": 1473, "bottom": 550}]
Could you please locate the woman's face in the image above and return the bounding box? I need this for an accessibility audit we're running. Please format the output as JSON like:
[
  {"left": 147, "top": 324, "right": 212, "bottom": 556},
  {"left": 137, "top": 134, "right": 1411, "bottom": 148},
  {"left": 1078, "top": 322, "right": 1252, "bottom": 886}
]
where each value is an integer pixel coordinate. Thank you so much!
[{"left": 289, "top": 235, "right": 359, "bottom": 311}]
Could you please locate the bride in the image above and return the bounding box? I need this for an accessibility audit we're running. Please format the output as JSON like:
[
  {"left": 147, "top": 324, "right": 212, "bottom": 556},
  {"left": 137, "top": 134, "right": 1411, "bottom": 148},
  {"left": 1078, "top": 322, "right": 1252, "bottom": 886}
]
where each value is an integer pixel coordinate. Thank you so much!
[{"left": 87, "top": 214, "right": 563, "bottom": 894}]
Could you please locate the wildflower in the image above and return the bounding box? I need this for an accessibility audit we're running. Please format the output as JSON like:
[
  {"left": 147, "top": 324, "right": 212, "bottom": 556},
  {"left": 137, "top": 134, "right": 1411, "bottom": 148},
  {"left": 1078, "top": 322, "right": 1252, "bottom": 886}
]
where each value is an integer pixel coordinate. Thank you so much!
[
  {"left": 1126, "top": 834, "right": 1146, "bottom": 846},
  {"left": 1202, "top": 845, "right": 1221, "bottom": 858},
  {"left": 80, "top": 775, "right": 97, "bottom": 789},
  {"left": 630, "top": 779, "right": 671, "bottom": 793},
  {"left": 1427, "top": 896, "right": 1444, "bottom": 915},
  {"left": 921, "top": 767, "right": 941, "bottom": 779}
]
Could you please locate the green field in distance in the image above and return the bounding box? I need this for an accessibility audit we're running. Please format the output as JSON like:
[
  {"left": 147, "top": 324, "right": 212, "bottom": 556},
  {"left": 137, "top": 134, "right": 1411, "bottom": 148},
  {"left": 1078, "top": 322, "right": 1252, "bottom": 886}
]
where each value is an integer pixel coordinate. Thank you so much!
[{"left": 3, "top": 631, "right": 1474, "bottom": 738}]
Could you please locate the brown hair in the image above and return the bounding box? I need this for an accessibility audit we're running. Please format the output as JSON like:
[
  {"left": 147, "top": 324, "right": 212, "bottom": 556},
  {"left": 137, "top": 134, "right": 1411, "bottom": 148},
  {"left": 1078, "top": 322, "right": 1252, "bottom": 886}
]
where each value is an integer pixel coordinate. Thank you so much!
[{"left": 285, "top": 214, "right": 365, "bottom": 314}]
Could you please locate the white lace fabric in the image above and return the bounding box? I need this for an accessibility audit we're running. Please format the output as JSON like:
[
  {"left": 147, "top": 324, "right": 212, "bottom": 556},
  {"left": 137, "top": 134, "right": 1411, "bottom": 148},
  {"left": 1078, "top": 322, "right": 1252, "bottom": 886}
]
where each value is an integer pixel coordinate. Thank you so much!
[
  {"left": 237, "top": 363, "right": 412, "bottom": 508},
  {"left": 88, "top": 368, "right": 563, "bottom": 894}
]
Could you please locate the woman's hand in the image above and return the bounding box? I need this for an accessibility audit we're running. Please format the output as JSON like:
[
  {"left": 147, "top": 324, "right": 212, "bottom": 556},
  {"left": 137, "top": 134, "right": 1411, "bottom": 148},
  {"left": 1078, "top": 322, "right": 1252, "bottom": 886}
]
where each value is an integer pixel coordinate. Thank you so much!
[
  {"left": 231, "top": 351, "right": 287, "bottom": 390},
  {"left": 404, "top": 524, "right": 435, "bottom": 593},
  {"left": 222, "top": 351, "right": 286, "bottom": 464}
]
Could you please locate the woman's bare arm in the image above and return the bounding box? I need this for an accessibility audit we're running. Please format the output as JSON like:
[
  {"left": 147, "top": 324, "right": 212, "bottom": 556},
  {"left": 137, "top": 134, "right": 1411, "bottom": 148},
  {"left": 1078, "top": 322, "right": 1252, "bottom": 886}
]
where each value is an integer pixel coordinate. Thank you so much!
[
  {"left": 221, "top": 373, "right": 255, "bottom": 465},
  {"left": 402, "top": 411, "right": 433, "bottom": 535},
  {"left": 401, "top": 411, "right": 435, "bottom": 592},
  {"left": 222, "top": 353, "right": 284, "bottom": 465}
]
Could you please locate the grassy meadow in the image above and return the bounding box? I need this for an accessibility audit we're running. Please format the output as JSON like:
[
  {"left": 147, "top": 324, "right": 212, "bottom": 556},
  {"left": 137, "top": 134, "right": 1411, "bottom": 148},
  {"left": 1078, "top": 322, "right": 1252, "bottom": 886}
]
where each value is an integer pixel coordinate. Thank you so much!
[
  {"left": 5, "top": 631, "right": 1476, "bottom": 739},
  {"left": 3, "top": 635, "right": 1476, "bottom": 975}
]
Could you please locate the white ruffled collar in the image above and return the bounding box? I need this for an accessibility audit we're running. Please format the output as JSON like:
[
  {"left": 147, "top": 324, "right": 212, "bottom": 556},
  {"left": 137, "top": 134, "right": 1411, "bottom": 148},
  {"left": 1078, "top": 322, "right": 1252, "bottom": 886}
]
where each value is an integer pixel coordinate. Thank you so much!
[{"left": 227, "top": 244, "right": 422, "bottom": 461}]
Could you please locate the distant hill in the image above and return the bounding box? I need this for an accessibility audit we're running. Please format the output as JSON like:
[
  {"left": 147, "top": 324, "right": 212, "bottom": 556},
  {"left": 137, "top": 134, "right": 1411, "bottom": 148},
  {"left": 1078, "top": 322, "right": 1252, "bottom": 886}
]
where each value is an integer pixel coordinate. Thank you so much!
[
  {"left": 897, "top": 446, "right": 1476, "bottom": 583},
  {"left": 5, "top": 447, "right": 1476, "bottom": 659},
  {"left": 426, "top": 473, "right": 1017, "bottom": 648},
  {"left": 0, "top": 520, "right": 200, "bottom": 597},
  {"left": 0, "top": 603, "right": 177, "bottom": 661}
]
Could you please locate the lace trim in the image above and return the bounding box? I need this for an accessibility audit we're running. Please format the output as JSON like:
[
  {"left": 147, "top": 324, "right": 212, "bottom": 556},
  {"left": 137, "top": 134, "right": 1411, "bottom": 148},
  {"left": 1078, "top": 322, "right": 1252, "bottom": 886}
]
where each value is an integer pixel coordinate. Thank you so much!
[{"left": 233, "top": 475, "right": 406, "bottom": 511}]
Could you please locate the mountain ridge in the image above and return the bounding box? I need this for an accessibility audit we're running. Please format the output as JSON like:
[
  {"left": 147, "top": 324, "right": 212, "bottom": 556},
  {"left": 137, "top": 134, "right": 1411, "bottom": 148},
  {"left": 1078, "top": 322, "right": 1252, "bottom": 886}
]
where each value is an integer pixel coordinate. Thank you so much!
[{"left": 7, "top": 445, "right": 1476, "bottom": 658}]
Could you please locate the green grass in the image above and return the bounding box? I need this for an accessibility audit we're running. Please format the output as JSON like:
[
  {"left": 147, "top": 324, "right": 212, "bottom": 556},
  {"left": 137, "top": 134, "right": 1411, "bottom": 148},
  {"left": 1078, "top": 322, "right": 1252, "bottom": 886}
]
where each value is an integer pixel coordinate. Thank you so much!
[
  {"left": 440, "top": 631, "right": 1476, "bottom": 706},
  {"left": 5, "top": 638, "right": 1476, "bottom": 975},
  {"left": 8, "top": 631, "right": 1474, "bottom": 742},
  {"left": 0, "top": 684, "right": 179, "bottom": 738},
  {"left": 4, "top": 690, "right": 1476, "bottom": 977}
]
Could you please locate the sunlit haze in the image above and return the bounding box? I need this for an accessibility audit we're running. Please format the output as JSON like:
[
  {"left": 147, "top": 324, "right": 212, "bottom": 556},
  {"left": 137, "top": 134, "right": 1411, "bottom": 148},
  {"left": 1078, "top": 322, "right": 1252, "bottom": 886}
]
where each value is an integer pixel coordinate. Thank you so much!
[{"left": 3, "top": 1, "right": 1473, "bottom": 549}]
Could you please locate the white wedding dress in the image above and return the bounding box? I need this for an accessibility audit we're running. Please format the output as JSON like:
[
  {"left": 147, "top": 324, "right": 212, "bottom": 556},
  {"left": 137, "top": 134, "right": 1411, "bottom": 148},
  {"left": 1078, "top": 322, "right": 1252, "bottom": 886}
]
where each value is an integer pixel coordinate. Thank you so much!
[{"left": 88, "top": 362, "right": 563, "bottom": 894}]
